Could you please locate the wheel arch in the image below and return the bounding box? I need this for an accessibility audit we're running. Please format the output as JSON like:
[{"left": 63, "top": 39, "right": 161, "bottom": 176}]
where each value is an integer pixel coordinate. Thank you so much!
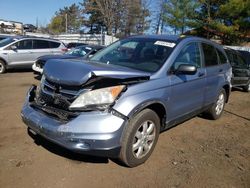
[
  {"left": 222, "top": 84, "right": 230, "bottom": 103},
  {"left": 127, "top": 100, "right": 167, "bottom": 130},
  {"left": 0, "top": 57, "right": 7, "bottom": 65}
]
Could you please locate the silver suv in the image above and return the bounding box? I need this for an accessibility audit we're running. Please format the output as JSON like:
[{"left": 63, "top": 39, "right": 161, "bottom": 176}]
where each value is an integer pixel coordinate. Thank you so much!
[
  {"left": 22, "top": 35, "right": 232, "bottom": 167},
  {"left": 0, "top": 36, "right": 66, "bottom": 73}
]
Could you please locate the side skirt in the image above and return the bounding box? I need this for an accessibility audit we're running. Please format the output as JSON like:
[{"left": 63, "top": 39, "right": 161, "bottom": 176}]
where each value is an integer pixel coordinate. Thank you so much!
[{"left": 161, "top": 104, "right": 213, "bottom": 132}]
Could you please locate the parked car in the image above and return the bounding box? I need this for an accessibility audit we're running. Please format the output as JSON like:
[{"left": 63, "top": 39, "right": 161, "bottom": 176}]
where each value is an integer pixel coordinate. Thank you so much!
[
  {"left": 32, "top": 45, "right": 104, "bottom": 74},
  {"left": 224, "top": 48, "right": 250, "bottom": 92},
  {"left": 23, "top": 24, "right": 37, "bottom": 32},
  {"left": 0, "top": 36, "right": 67, "bottom": 73},
  {"left": 66, "top": 42, "right": 88, "bottom": 49},
  {"left": 21, "top": 35, "right": 232, "bottom": 167},
  {"left": 0, "top": 34, "right": 12, "bottom": 41}
]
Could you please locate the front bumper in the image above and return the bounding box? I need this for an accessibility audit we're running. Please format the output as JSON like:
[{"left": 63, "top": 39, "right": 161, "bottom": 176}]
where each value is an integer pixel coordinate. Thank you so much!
[{"left": 21, "top": 86, "right": 126, "bottom": 157}]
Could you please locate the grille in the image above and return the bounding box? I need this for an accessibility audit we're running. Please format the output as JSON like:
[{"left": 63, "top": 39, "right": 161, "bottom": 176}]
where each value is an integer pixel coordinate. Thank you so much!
[
  {"left": 38, "top": 91, "right": 71, "bottom": 110},
  {"left": 37, "top": 79, "right": 88, "bottom": 111}
]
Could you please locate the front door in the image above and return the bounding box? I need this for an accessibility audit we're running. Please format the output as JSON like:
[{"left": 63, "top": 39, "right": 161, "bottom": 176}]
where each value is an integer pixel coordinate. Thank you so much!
[
  {"left": 7, "top": 39, "right": 34, "bottom": 68},
  {"left": 168, "top": 42, "right": 205, "bottom": 121}
]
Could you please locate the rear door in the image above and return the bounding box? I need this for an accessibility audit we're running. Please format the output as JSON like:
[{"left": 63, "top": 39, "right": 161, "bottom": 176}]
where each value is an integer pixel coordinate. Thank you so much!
[
  {"left": 32, "top": 39, "right": 53, "bottom": 59},
  {"left": 201, "top": 43, "right": 224, "bottom": 106},
  {"left": 168, "top": 42, "right": 206, "bottom": 120}
]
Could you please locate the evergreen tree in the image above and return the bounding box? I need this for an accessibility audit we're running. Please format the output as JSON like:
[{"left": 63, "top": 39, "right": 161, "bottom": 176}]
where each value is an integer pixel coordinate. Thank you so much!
[
  {"left": 163, "top": 0, "right": 199, "bottom": 34},
  {"left": 48, "top": 3, "right": 83, "bottom": 34}
]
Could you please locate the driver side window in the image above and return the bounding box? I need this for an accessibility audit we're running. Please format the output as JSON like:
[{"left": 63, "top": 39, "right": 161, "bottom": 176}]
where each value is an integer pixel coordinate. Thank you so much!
[
  {"left": 172, "top": 43, "right": 201, "bottom": 70},
  {"left": 12, "top": 39, "right": 33, "bottom": 50}
]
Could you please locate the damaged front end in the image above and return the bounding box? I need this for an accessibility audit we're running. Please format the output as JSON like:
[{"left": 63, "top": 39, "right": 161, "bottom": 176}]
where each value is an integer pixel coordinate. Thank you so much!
[
  {"left": 29, "top": 72, "right": 149, "bottom": 121},
  {"left": 28, "top": 85, "right": 79, "bottom": 121},
  {"left": 20, "top": 59, "right": 151, "bottom": 156}
]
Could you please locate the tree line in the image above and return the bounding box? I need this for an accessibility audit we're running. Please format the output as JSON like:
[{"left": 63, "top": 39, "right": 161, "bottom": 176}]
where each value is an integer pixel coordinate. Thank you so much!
[{"left": 46, "top": 0, "right": 250, "bottom": 44}]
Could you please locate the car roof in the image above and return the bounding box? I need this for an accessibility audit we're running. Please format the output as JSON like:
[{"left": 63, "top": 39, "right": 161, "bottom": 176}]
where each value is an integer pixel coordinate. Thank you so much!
[
  {"left": 127, "top": 34, "right": 221, "bottom": 46},
  {"left": 6, "top": 35, "right": 62, "bottom": 42},
  {"left": 128, "top": 34, "right": 181, "bottom": 41}
]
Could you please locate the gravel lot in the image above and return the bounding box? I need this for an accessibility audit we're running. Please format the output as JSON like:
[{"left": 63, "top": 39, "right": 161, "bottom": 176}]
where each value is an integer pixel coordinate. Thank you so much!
[{"left": 0, "top": 71, "right": 249, "bottom": 188}]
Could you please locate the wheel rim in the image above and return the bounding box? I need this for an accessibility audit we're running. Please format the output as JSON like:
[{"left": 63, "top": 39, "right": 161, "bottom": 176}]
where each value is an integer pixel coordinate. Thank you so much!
[
  {"left": 215, "top": 93, "right": 225, "bottom": 115},
  {"left": 132, "top": 120, "right": 156, "bottom": 159},
  {"left": 0, "top": 63, "right": 3, "bottom": 73},
  {"left": 248, "top": 84, "right": 250, "bottom": 91}
]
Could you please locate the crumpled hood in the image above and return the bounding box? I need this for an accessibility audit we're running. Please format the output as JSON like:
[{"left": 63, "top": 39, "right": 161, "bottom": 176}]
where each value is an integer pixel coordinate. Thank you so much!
[{"left": 43, "top": 59, "right": 150, "bottom": 86}]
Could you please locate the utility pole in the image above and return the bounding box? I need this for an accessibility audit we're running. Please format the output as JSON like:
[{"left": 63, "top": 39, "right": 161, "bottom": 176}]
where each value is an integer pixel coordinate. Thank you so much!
[
  {"left": 65, "top": 13, "right": 68, "bottom": 33},
  {"left": 36, "top": 17, "right": 38, "bottom": 28}
]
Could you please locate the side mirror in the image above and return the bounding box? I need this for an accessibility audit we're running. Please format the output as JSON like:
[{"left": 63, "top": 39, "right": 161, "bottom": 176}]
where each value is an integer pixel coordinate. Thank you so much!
[
  {"left": 176, "top": 64, "right": 197, "bottom": 75},
  {"left": 10, "top": 45, "right": 17, "bottom": 51}
]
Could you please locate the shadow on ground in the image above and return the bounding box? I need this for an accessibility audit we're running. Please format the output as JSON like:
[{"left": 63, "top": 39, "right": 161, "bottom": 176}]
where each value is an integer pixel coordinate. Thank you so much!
[
  {"left": 7, "top": 68, "right": 33, "bottom": 73},
  {"left": 27, "top": 129, "right": 110, "bottom": 164}
]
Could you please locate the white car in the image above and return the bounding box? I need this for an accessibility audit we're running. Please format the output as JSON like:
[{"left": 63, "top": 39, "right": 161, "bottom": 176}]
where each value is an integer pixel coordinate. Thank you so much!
[{"left": 0, "top": 36, "right": 67, "bottom": 73}]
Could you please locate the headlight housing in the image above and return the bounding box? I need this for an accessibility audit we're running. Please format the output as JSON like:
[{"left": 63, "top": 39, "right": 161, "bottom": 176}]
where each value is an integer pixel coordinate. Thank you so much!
[{"left": 69, "top": 85, "right": 125, "bottom": 110}]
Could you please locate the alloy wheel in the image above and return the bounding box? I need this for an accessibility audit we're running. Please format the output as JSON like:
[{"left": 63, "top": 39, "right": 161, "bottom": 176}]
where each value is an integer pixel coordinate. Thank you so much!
[
  {"left": 132, "top": 120, "right": 156, "bottom": 159},
  {"left": 215, "top": 93, "right": 225, "bottom": 115}
]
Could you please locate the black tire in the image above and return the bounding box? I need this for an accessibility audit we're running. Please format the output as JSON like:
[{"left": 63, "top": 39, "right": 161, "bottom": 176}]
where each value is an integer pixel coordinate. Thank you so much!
[
  {"left": 205, "top": 89, "right": 226, "bottom": 120},
  {"left": 0, "top": 60, "right": 6, "bottom": 74},
  {"left": 119, "top": 109, "right": 160, "bottom": 167},
  {"left": 242, "top": 83, "right": 250, "bottom": 92}
]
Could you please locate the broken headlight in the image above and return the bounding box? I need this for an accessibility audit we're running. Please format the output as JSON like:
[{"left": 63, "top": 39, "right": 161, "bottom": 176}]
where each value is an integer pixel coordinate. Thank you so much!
[{"left": 69, "top": 85, "right": 125, "bottom": 110}]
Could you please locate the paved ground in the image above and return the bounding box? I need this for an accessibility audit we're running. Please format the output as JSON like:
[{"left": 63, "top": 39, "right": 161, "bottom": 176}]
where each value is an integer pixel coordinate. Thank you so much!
[{"left": 0, "top": 71, "right": 249, "bottom": 188}]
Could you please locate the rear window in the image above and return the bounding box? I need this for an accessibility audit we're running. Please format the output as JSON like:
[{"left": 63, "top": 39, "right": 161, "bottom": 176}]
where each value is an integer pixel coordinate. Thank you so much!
[{"left": 202, "top": 43, "right": 218, "bottom": 67}]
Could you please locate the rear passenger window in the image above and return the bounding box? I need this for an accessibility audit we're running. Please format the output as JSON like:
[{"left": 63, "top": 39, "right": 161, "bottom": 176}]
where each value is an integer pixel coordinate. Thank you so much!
[
  {"left": 33, "top": 40, "right": 50, "bottom": 49},
  {"left": 202, "top": 43, "right": 218, "bottom": 67},
  {"left": 217, "top": 50, "right": 227, "bottom": 64},
  {"left": 49, "top": 41, "right": 60, "bottom": 48},
  {"left": 172, "top": 43, "right": 201, "bottom": 70}
]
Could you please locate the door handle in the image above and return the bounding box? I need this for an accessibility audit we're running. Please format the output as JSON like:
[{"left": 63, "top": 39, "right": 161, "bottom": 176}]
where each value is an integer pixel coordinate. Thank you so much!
[
  {"left": 198, "top": 72, "right": 205, "bottom": 77},
  {"left": 219, "top": 69, "right": 223, "bottom": 72}
]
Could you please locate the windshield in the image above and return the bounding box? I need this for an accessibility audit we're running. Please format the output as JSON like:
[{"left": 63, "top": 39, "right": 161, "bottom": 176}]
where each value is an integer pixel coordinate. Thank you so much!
[
  {"left": 0, "top": 37, "right": 15, "bottom": 48},
  {"left": 90, "top": 38, "right": 175, "bottom": 73},
  {"left": 66, "top": 46, "right": 91, "bottom": 56}
]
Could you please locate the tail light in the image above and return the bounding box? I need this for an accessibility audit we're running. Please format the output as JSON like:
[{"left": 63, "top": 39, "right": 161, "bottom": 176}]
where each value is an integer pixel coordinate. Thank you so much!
[{"left": 61, "top": 48, "right": 68, "bottom": 52}]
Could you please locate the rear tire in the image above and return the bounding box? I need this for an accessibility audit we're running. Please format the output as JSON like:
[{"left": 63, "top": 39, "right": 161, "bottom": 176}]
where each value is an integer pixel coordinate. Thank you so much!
[
  {"left": 0, "top": 60, "right": 6, "bottom": 74},
  {"left": 242, "top": 83, "right": 250, "bottom": 92},
  {"left": 119, "top": 109, "right": 160, "bottom": 167},
  {"left": 205, "top": 89, "right": 226, "bottom": 120}
]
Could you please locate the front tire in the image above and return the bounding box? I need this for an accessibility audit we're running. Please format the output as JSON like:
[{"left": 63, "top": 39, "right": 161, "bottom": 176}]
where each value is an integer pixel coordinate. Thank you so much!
[
  {"left": 119, "top": 109, "right": 160, "bottom": 167},
  {"left": 205, "top": 89, "right": 226, "bottom": 120},
  {"left": 0, "top": 60, "right": 6, "bottom": 74}
]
